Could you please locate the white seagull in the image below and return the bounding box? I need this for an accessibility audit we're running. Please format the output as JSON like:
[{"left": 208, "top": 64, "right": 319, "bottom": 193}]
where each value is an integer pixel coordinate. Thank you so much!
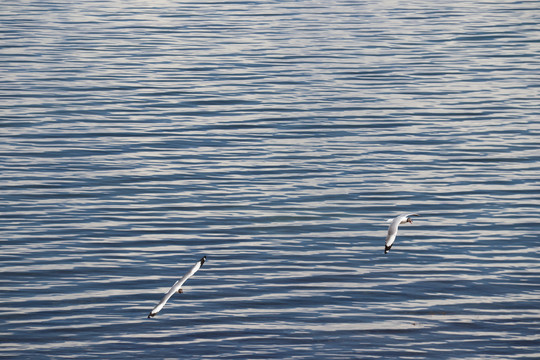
[
  {"left": 385, "top": 213, "right": 419, "bottom": 254},
  {"left": 148, "top": 256, "right": 206, "bottom": 318}
]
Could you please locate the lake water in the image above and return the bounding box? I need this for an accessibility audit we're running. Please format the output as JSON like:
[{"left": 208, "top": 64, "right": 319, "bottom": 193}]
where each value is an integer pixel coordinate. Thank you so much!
[{"left": 1, "top": 1, "right": 539, "bottom": 359}]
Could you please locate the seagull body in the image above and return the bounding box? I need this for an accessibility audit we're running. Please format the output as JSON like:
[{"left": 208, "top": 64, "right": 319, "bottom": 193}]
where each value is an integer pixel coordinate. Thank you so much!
[
  {"left": 148, "top": 256, "right": 206, "bottom": 318},
  {"left": 385, "top": 214, "right": 419, "bottom": 254}
]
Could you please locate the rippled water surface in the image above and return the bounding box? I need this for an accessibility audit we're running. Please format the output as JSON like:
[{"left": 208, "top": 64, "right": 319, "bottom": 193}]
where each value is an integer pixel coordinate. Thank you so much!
[{"left": 1, "top": 1, "right": 539, "bottom": 359}]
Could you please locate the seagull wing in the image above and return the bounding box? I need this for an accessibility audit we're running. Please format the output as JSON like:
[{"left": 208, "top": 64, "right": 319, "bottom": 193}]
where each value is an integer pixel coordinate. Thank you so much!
[
  {"left": 404, "top": 213, "right": 420, "bottom": 218},
  {"left": 385, "top": 216, "right": 402, "bottom": 254},
  {"left": 148, "top": 256, "right": 206, "bottom": 318}
]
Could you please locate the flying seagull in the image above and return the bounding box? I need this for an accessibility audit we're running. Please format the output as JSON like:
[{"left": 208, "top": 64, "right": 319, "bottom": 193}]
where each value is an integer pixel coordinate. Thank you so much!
[
  {"left": 148, "top": 256, "right": 206, "bottom": 318},
  {"left": 385, "top": 214, "right": 419, "bottom": 254}
]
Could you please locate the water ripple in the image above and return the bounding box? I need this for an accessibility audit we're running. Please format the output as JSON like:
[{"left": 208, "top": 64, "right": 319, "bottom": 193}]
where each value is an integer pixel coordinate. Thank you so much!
[{"left": 1, "top": 0, "right": 539, "bottom": 359}]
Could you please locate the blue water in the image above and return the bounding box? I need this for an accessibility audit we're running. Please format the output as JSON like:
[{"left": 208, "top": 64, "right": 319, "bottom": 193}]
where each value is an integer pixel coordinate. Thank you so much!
[{"left": 1, "top": 1, "right": 539, "bottom": 359}]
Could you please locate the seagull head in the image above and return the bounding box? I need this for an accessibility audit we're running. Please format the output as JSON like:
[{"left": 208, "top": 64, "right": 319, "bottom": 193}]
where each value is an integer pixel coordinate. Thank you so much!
[{"left": 407, "top": 217, "right": 413, "bottom": 223}]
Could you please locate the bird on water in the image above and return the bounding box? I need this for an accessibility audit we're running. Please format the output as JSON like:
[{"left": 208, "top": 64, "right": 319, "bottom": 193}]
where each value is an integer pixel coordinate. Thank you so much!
[
  {"left": 385, "top": 214, "right": 419, "bottom": 254},
  {"left": 148, "top": 256, "right": 206, "bottom": 318}
]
